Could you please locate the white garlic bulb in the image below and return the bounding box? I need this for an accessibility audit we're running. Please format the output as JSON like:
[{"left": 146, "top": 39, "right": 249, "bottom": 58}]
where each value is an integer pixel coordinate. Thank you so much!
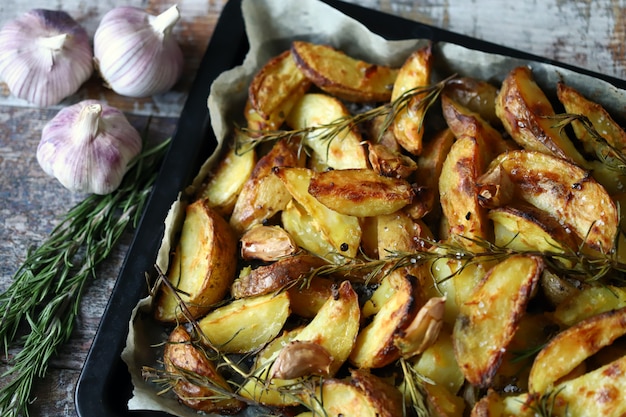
[
  {"left": 0, "top": 9, "right": 93, "bottom": 106},
  {"left": 94, "top": 5, "right": 184, "bottom": 98},
  {"left": 37, "top": 100, "right": 143, "bottom": 195}
]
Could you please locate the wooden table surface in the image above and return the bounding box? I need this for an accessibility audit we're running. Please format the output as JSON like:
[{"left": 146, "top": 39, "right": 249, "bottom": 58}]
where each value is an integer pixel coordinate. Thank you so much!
[{"left": 1, "top": 0, "right": 625, "bottom": 416}]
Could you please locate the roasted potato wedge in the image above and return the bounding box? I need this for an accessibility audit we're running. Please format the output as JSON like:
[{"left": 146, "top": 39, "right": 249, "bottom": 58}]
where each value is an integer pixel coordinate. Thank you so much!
[
  {"left": 552, "top": 284, "right": 626, "bottom": 326},
  {"left": 304, "top": 369, "right": 405, "bottom": 417},
  {"left": 481, "top": 150, "right": 618, "bottom": 252},
  {"left": 495, "top": 66, "right": 588, "bottom": 167},
  {"left": 453, "top": 255, "right": 543, "bottom": 388},
  {"left": 275, "top": 166, "right": 362, "bottom": 258},
  {"left": 197, "top": 291, "right": 290, "bottom": 353},
  {"left": 231, "top": 253, "right": 328, "bottom": 299},
  {"left": 287, "top": 276, "right": 336, "bottom": 318},
  {"left": 248, "top": 49, "right": 311, "bottom": 125},
  {"left": 229, "top": 138, "right": 301, "bottom": 235},
  {"left": 376, "top": 211, "right": 432, "bottom": 260},
  {"left": 291, "top": 40, "right": 399, "bottom": 103},
  {"left": 529, "top": 306, "right": 626, "bottom": 393},
  {"left": 349, "top": 271, "right": 416, "bottom": 368},
  {"left": 155, "top": 200, "right": 238, "bottom": 322},
  {"left": 164, "top": 326, "right": 244, "bottom": 414},
  {"left": 439, "top": 136, "right": 490, "bottom": 251},
  {"left": 308, "top": 168, "right": 415, "bottom": 217},
  {"left": 390, "top": 44, "right": 433, "bottom": 155},
  {"left": 443, "top": 76, "right": 501, "bottom": 127},
  {"left": 196, "top": 141, "right": 256, "bottom": 217},
  {"left": 557, "top": 81, "right": 626, "bottom": 156},
  {"left": 412, "top": 328, "right": 465, "bottom": 395},
  {"left": 285, "top": 93, "right": 368, "bottom": 169}
]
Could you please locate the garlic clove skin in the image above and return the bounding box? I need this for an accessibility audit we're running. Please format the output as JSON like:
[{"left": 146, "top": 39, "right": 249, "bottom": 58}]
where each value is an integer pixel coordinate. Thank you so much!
[
  {"left": 94, "top": 5, "right": 184, "bottom": 98},
  {"left": 37, "top": 100, "right": 143, "bottom": 195},
  {"left": 0, "top": 9, "right": 93, "bottom": 107}
]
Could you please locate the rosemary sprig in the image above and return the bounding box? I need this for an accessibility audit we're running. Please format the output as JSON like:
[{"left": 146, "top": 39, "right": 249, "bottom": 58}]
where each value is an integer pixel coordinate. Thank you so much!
[
  {"left": 0, "top": 136, "right": 171, "bottom": 417},
  {"left": 551, "top": 112, "right": 626, "bottom": 172},
  {"left": 236, "top": 75, "right": 456, "bottom": 155}
]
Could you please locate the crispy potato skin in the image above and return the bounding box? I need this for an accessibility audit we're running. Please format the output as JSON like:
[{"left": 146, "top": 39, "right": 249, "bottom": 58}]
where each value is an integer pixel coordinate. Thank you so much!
[
  {"left": 291, "top": 41, "right": 398, "bottom": 103},
  {"left": 155, "top": 200, "right": 238, "bottom": 322},
  {"left": 308, "top": 168, "right": 415, "bottom": 217},
  {"left": 164, "top": 326, "right": 244, "bottom": 414}
]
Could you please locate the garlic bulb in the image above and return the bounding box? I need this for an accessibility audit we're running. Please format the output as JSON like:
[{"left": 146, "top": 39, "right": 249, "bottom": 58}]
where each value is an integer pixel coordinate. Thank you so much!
[
  {"left": 0, "top": 9, "right": 93, "bottom": 106},
  {"left": 94, "top": 5, "right": 184, "bottom": 97},
  {"left": 37, "top": 100, "right": 142, "bottom": 195}
]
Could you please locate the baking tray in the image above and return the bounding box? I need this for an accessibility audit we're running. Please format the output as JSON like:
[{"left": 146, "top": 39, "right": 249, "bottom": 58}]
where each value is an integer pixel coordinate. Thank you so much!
[{"left": 74, "top": 0, "right": 626, "bottom": 416}]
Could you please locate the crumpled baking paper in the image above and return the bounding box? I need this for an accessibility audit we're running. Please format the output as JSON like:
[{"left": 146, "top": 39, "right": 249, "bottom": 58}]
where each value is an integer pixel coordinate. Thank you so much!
[{"left": 121, "top": 0, "right": 626, "bottom": 415}]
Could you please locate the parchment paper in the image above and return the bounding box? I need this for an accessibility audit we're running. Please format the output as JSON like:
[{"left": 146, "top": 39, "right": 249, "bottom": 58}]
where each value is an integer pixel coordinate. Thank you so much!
[{"left": 121, "top": 0, "right": 626, "bottom": 415}]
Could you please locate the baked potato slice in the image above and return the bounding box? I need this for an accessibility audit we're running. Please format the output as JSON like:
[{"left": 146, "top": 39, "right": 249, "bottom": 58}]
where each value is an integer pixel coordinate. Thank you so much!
[
  {"left": 197, "top": 291, "right": 290, "bottom": 353},
  {"left": 453, "top": 255, "right": 543, "bottom": 388},
  {"left": 304, "top": 369, "right": 405, "bottom": 417},
  {"left": 390, "top": 44, "right": 433, "bottom": 155},
  {"left": 481, "top": 150, "right": 618, "bottom": 252},
  {"left": 287, "top": 276, "right": 335, "bottom": 318},
  {"left": 231, "top": 253, "right": 328, "bottom": 299},
  {"left": 196, "top": 140, "right": 256, "bottom": 217},
  {"left": 154, "top": 200, "right": 238, "bottom": 322},
  {"left": 164, "top": 326, "right": 244, "bottom": 414},
  {"left": 291, "top": 41, "right": 398, "bottom": 103},
  {"left": 349, "top": 271, "right": 416, "bottom": 368},
  {"left": 495, "top": 66, "right": 588, "bottom": 167},
  {"left": 529, "top": 306, "right": 626, "bottom": 393},
  {"left": 308, "top": 168, "right": 415, "bottom": 217},
  {"left": 229, "top": 138, "right": 301, "bottom": 235},
  {"left": 275, "top": 166, "right": 362, "bottom": 258},
  {"left": 285, "top": 93, "right": 368, "bottom": 169},
  {"left": 439, "top": 136, "right": 490, "bottom": 251},
  {"left": 407, "top": 128, "right": 456, "bottom": 220},
  {"left": 248, "top": 49, "right": 311, "bottom": 124}
]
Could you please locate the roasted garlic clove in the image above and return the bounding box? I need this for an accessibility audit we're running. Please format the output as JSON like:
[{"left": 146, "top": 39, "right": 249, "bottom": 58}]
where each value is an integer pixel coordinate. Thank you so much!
[
  {"left": 394, "top": 296, "right": 446, "bottom": 358},
  {"left": 269, "top": 340, "right": 334, "bottom": 380},
  {"left": 240, "top": 225, "right": 298, "bottom": 262}
]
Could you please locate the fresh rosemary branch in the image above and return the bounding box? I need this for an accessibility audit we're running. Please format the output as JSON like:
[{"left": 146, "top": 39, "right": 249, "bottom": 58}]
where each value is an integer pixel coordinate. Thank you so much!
[
  {"left": 235, "top": 75, "right": 456, "bottom": 155},
  {"left": 0, "top": 137, "right": 171, "bottom": 417}
]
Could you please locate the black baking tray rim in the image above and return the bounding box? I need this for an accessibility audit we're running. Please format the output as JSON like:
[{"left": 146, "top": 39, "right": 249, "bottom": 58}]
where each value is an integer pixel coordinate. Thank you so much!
[{"left": 75, "top": 1, "right": 626, "bottom": 416}]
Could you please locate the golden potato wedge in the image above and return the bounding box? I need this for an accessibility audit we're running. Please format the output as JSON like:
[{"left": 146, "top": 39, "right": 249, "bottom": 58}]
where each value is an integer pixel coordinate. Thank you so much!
[
  {"left": 552, "top": 284, "right": 626, "bottom": 326},
  {"left": 294, "top": 280, "right": 361, "bottom": 374},
  {"left": 240, "top": 225, "right": 297, "bottom": 262},
  {"left": 291, "top": 41, "right": 398, "bottom": 103},
  {"left": 470, "top": 390, "right": 531, "bottom": 417},
  {"left": 287, "top": 276, "right": 335, "bottom": 318},
  {"left": 529, "top": 306, "right": 626, "bottom": 393},
  {"left": 308, "top": 168, "right": 415, "bottom": 217},
  {"left": 441, "top": 93, "right": 512, "bottom": 160},
  {"left": 197, "top": 291, "right": 290, "bottom": 353},
  {"left": 557, "top": 81, "right": 626, "bottom": 156},
  {"left": 443, "top": 76, "right": 501, "bottom": 127},
  {"left": 229, "top": 138, "right": 301, "bottom": 235},
  {"left": 305, "top": 369, "right": 405, "bottom": 417},
  {"left": 421, "top": 382, "right": 466, "bottom": 417},
  {"left": 285, "top": 93, "right": 368, "bottom": 169},
  {"left": 367, "top": 142, "right": 417, "bottom": 179},
  {"left": 280, "top": 199, "right": 344, "bottom": 263},
  {"left": 248, "top": 49, "right": 311, "bottom": 124},
  {"left": 155, "top": 200, "right": 238, "bottom": 322},
  {"left": 275, "top": 166, "right": 362, "bottom": 258},
  {"left": 495, "top": 66, "right": 588, "bottom": 167},
  {"left": 412, "top": 328, "right": 465, "bottom": 395},
  {"left": 439, "top": 136, "right": 490, "bottom": 251},
  {"left": 376, "top": 211, "right": 432, "bottom": 260},
  {"left": 453, "top": 255, "right": 543, "bottom": 388},
  {"left": 231, "top": 253, "right": 328, "bottom": 299},
  {"left": 196, "top": 141, "right": 256, "bottom": 217},
  {"left": 164, "top": 326, "right": 244, "bottom": 414},
  {"left": 407, "top": 128, "right": 456, "bottom": 220},
  {"left": 489, "top": 204, "right": 579, "bottom": 255},
  {"left": 390, "top": 44, "right": 433, "bottom": 155},
  {"left": 482, "top": 150, "right": 618, "bottom": 252},
  {"left": 349, "top": 271, "right": 416, "bottom": 368}
]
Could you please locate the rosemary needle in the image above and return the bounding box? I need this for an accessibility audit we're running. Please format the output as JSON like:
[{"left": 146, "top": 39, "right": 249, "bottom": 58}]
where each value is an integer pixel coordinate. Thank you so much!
[{"left": 0, "top": 136, "right": 171, "bottom": 417}]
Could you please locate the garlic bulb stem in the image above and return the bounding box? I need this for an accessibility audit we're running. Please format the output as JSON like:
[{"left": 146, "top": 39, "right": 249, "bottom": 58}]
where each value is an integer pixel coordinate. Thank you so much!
[
  {"left": 75, "top": 103, "right": 103, "bottom": 145},
  {"left": 149, "top": 5, "right": 180, "bottom": 36},
  {"left": 37, "top": 33, "right": 69, "bottom": 51}
]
